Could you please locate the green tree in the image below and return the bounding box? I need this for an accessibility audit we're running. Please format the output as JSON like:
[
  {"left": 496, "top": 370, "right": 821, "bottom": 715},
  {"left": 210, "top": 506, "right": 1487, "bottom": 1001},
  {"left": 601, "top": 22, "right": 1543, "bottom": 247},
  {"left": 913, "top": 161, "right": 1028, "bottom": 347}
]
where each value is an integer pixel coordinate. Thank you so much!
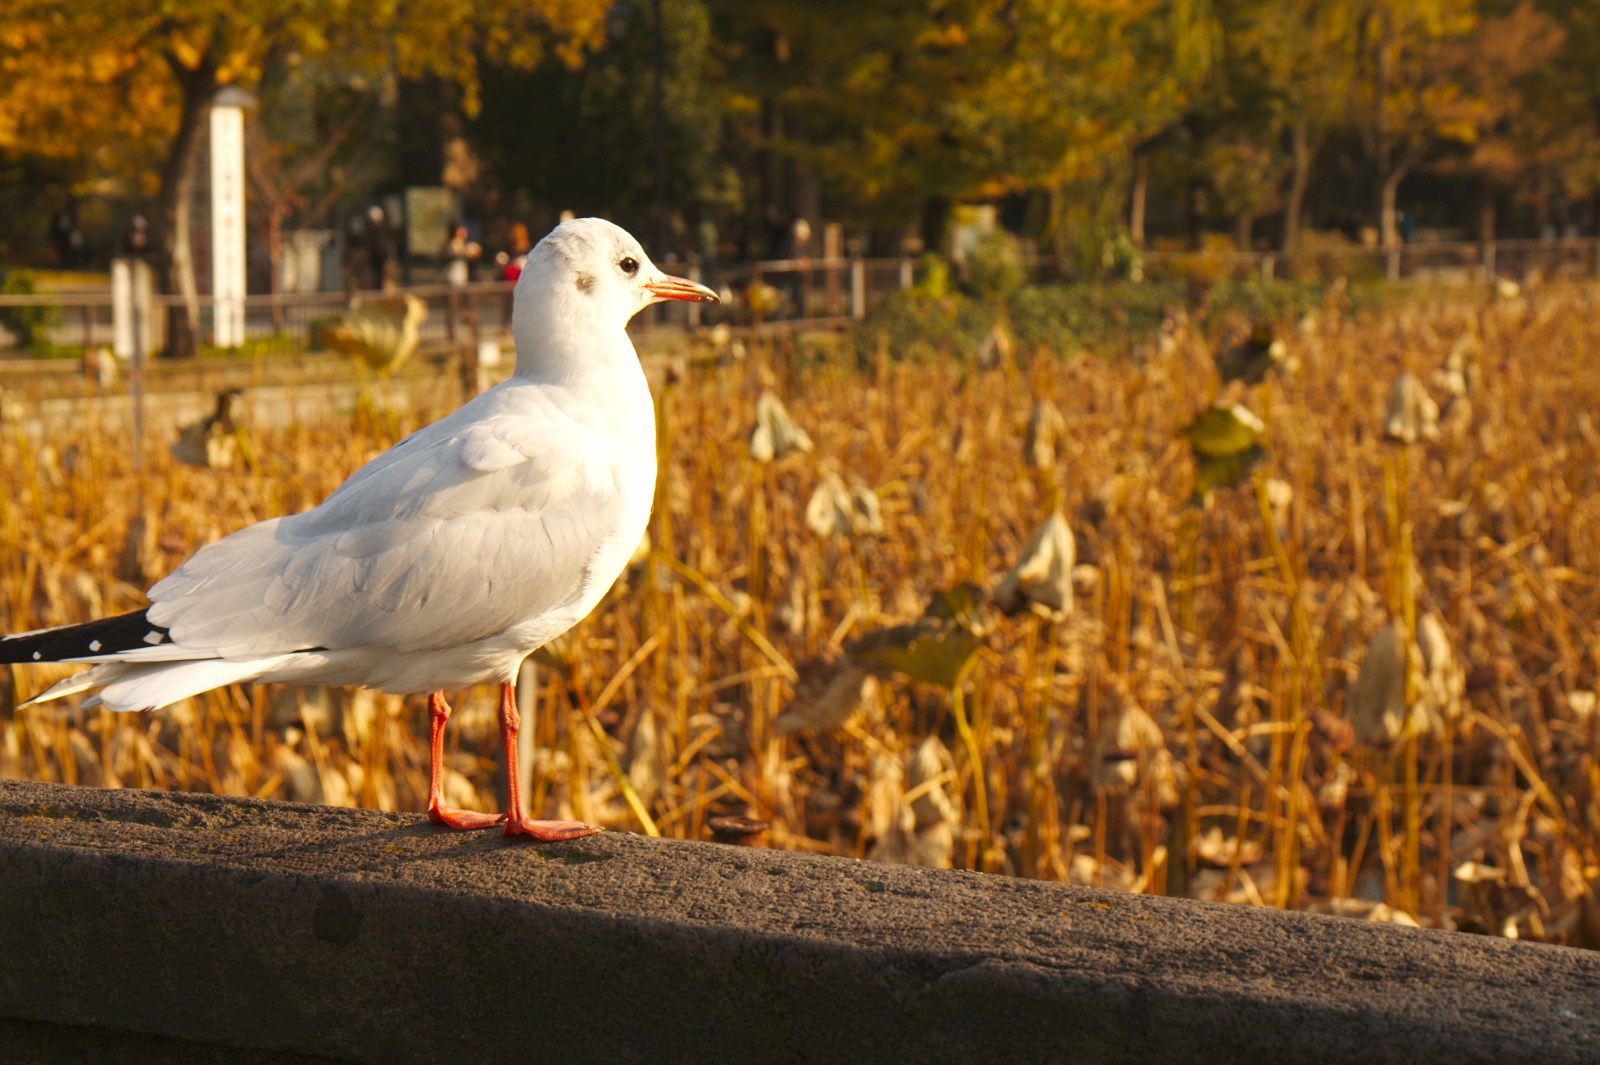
[
  {"left": 1219, "top": 0, "right": 1359, "bottom": 255},
  {"left": 1530, "top": 0, "right": 1600, "bottom": 231},
  {"left": 1346, "top": 0, "right": 1479, "bottom": 248},
  {"left": 1143, "top": 0, "right": 1282, "bottom": 251},
  {"left": 469, "top": 0, "right": 737, "bottom": 253},
  {"left": 709, "top": 0, "right": 1213, "bottom": 255}
]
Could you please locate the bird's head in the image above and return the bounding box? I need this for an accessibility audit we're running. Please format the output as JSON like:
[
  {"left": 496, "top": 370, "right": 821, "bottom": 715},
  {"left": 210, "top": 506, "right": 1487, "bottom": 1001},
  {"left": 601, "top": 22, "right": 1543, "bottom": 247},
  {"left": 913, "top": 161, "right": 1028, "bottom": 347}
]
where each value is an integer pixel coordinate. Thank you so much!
[{"left": 515, "top": 218, "right": 717, "bottom": 340}]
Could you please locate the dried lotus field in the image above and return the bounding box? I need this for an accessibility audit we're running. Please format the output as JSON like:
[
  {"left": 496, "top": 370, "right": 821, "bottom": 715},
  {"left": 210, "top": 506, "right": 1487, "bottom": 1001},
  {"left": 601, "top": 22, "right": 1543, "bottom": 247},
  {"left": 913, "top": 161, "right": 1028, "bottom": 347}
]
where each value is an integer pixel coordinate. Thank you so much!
[{"left": 2, "top": 280, "right": 1597, "bottom": 948}]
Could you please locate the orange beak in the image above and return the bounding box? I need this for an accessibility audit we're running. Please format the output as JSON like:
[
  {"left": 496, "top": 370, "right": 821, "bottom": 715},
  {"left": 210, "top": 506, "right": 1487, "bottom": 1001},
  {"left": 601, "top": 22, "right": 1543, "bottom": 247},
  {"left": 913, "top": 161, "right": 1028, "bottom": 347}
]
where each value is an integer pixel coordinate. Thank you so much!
[{"left": 646, "top": 275, "right": 720, "bottom": 303}]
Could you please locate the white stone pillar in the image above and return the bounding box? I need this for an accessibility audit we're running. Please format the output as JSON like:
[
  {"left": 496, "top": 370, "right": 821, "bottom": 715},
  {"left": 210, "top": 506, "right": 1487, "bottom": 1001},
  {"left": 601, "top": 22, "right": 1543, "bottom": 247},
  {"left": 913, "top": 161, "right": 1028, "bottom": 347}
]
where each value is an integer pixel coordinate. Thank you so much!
[{"left": 210, "top": 87, "right": 254, "bottom": 349}]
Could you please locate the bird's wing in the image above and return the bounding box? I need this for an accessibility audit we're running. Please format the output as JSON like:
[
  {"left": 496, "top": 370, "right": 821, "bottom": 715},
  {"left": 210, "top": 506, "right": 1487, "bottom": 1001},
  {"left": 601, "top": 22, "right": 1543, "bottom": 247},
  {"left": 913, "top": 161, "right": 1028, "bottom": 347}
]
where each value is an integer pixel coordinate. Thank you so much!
[{"left": 146, "top": 386, "right": 629, "bottom": 659}]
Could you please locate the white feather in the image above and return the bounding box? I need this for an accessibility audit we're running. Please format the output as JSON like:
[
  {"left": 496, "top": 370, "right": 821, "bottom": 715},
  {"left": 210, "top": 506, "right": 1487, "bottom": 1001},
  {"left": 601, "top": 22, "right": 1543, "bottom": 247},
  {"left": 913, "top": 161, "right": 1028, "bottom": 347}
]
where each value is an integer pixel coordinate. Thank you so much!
[{"left": 84, "top": 657, "right": 297, "bottom": 712}]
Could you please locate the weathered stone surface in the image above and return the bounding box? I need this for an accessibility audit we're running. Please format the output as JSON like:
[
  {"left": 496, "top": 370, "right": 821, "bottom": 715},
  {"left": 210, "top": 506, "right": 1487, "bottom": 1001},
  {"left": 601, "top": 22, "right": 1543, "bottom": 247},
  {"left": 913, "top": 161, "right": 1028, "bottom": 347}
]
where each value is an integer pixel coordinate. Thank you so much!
[{"left": 0, "top": 778, "right": 1596, "bottom": 1064}]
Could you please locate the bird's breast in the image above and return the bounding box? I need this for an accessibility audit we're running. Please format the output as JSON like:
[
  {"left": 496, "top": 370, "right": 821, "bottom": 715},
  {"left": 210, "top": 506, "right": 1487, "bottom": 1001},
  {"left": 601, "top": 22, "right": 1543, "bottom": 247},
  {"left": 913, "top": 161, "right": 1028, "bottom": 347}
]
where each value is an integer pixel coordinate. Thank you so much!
[{"left": 566, "top": 375, "right": 658, "bottom": 605}]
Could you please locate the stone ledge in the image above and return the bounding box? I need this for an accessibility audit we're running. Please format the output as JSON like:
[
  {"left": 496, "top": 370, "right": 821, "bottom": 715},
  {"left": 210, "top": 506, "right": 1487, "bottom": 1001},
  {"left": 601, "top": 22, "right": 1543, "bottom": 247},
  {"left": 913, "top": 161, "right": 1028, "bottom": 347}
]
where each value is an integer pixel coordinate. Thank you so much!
[{"left": 0, "top": 778, "right": 1595, "bottom": 1064}]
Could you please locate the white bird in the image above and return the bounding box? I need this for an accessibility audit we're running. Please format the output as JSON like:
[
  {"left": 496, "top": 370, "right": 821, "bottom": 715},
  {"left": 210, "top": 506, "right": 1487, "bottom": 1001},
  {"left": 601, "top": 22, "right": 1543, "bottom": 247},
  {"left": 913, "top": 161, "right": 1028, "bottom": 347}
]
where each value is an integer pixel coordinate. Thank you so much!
[{"left": 0, "top": 218, "right": 717, "bottom": 841}]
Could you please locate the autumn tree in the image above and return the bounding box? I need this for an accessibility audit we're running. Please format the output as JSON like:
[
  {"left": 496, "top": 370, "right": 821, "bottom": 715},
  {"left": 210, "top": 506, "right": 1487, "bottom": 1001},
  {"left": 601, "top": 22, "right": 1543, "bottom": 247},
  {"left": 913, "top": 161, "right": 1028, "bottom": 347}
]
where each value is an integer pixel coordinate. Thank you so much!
[
  {"left": 0, "top": 0, "right": 605, "bottom": 356},
  {"left": 1428, "top": 0, "right": 1592, "bottom": 240}
]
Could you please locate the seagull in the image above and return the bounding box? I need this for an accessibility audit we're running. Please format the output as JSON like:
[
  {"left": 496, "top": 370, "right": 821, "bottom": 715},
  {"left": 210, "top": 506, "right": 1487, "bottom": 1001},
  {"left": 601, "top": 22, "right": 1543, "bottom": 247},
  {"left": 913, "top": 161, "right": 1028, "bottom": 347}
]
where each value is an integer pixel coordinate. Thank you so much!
[{"left": 0, "top": 217, "right": 717, "bottom": 841}]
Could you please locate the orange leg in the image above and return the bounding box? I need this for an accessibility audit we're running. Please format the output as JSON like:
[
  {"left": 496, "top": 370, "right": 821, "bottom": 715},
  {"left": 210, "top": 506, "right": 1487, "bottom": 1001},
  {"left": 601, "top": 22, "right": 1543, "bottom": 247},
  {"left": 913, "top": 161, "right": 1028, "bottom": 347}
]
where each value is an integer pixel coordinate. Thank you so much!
[
  {"left": 426, "top": 690, "right": 504, "bottom": 830},
  {"left": 495, "top": 680, "right": 597, "bottom": 841}
]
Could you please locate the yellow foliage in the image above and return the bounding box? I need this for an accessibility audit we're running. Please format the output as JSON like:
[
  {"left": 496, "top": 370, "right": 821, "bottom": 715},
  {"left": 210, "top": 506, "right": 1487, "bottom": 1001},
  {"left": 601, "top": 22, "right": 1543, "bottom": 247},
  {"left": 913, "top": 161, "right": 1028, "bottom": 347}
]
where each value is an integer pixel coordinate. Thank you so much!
[{"left": 0, "top": 0, "right": 608, "bottom": 161}]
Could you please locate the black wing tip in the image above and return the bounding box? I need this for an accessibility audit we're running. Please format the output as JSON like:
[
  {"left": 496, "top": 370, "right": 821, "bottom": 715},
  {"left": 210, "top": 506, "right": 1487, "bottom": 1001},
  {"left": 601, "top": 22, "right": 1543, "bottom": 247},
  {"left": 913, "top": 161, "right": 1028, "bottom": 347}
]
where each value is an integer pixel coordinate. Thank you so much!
[{"left": 0, "top": 609, "right": 171, "bottom": 664}]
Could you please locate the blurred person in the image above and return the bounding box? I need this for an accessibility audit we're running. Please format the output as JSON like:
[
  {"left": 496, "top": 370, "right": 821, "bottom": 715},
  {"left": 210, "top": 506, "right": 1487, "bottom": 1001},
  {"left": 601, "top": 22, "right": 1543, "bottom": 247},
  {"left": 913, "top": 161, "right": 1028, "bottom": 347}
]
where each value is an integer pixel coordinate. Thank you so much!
[
  {"left": 51, "top": 204, "right": 83, "bottom": 269},
  {"left": 501, "top": 221, "right": 531, "bottom": 282},
  {"left": 365, "top": 206, "right": 392, "bottom": 290},
  {"left": 443, "top": 222, "right": 480, "bottom": 286},
  {"left": 500, "top": 253, "right": 527, "bottom": 283},
  {"left": 790, "top": 217, "right": 812, "bottom": 318},
  {"left": 122, "top": 215, "right": 150, "bottom": 257}
]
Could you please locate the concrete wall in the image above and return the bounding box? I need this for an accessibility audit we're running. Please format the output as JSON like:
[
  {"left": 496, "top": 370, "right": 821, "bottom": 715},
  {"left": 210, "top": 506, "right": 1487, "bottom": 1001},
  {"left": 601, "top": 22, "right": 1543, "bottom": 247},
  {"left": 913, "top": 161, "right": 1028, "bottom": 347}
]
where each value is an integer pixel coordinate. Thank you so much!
[{"left": 0, "top": 779, "right": 1596, "bottom": 1064}]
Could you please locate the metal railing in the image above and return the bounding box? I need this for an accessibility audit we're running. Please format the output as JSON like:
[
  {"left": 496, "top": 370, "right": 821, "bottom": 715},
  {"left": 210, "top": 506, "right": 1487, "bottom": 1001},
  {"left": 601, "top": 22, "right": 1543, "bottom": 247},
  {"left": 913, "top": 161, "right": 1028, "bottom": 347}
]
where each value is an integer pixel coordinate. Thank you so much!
[
  {"left": 0, "top": 283, "right": 519, "bottom": 359},
  {"left": 0, "top": 257, "right": 930, "bottom": 356},
  {"left": 1139, "top": 236, "right": 1600, "bottom": 285},
  {"left": 3, "top": 238, "right": 1599, "bottom": 356}
]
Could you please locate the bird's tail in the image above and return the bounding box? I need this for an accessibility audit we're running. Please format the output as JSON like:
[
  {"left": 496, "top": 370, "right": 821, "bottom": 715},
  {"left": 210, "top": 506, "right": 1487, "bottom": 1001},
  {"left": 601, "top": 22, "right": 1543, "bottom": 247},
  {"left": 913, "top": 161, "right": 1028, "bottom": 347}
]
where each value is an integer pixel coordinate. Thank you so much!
[
  {"left": 28, "top": 658, "right": 287, "bottom": 712},
  {"left": 0, "top": 609, "right": 173, "bottom": 664},
  {"left": 2, "top": 609, "right": 287, "bottom": 711}
]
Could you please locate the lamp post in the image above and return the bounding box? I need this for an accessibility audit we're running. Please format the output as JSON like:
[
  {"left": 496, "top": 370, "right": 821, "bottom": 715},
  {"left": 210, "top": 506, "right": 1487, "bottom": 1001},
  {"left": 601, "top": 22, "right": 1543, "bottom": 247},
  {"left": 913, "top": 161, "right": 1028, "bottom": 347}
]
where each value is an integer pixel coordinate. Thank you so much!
[{"left": 210, "top": 86, "right": 255, "bottom": 350}]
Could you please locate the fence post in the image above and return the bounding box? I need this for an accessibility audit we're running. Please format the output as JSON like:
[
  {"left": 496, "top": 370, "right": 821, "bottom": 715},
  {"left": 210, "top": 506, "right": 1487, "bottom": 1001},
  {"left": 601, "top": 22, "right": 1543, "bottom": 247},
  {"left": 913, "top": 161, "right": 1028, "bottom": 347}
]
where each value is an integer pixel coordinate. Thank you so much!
[
  {"left": 111, "top": 257, "right": 151, "bottom": 476},
  {"left": 1386, "top": 246, "right": 1400, "bottom": 282},
  {"left": 1480, "top": 241, "right": 1496, "bottom": 282},
  {"left": 899, "top": 257, "right": 913, "bottom": 290},
  {"left": 850, "top": 259, "right": 865, "bottom": 319}
]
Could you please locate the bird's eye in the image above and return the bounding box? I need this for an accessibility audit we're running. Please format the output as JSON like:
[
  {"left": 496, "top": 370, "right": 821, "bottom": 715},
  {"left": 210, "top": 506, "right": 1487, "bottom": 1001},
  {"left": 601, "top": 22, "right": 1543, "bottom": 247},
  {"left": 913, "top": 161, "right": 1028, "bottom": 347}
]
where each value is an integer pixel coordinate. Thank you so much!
[{"left": 618, "top": 256, "right": 639, "bottom": 276}]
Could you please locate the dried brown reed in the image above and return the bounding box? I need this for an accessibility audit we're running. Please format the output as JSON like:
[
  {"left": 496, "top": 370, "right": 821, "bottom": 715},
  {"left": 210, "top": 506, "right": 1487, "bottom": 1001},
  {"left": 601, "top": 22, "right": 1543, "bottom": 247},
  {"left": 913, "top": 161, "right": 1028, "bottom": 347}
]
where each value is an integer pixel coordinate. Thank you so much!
[{"left": 2, "top": 280, "right": 1597, "bottom": 946}]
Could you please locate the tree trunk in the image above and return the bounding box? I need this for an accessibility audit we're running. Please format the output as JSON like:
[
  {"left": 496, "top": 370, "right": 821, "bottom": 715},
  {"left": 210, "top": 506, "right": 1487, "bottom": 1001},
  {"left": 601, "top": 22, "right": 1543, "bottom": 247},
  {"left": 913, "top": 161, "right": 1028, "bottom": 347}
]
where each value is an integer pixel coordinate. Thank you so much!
[
  {"left": 920, "top": 196, "right": 949, "bottom": 255},
  {"left": 1378, "top": 114, "right": 1428, "bottom": 255},
  {"left": 1186, "top": 180, "right": 1207, "bottom": 250},
  {"left": 759, "top": 98, "right": 786, "bottom": 258},
  {"left": 155, "top": 52, "right": 220, "bottom": 359},
  {"left": 1475, "top": 176, "right": 1495, "bottom": 243},
  {"left": 1379, "top": 169, "right": 1403, "bottom": 248},
  {"left": 1532, "top": 169, "right": 1552, "bottom": 237},
  {"left": 1043, "top": 186, "right": 1065, "bottom": 259},
  {"left": 1234, "top": 213, "right": 1255, "bottom": 250},
  {"left": 789, "top": 119, "right": 821, "bottom": 245},
  {"left": 1282, "top": 121, "right": 1310, "bottom": 257},
  {"left": 1372, "top": 11, "right": 1398, "bottom": 250},
  {"left": 1129, "top": 152, "right": 1149, "bottom": 248},
  {"left": 267, "top": 207, "right": 285, "bottom": 330}
]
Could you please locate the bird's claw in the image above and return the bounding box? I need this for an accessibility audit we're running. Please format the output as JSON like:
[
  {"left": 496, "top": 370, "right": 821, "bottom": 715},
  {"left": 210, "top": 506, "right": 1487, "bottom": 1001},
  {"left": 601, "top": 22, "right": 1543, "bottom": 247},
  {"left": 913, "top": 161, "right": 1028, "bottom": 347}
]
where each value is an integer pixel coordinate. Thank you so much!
[
  {"left": 502, "top": 817, "right": 601, "bottom": 842},
  {"left": 428, "top": 805, "right": 508, "bottom": 831}
]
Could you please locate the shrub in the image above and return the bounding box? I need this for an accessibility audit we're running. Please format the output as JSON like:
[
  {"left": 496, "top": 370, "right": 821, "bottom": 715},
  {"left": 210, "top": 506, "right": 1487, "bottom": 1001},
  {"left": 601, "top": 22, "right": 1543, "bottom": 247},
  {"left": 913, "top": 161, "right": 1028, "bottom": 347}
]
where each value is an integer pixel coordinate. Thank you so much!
[
  {"left": 0, "top": 270, "right": 62, "bottom": 352},
  {"left": 859, "top": 273, "right": 1334, "bottom": 365},
  {"left": 961, "top": 231, "right": 1027, "bottom": 301},
  {"left": 1008, "top": 281, "right": 1179, "bottom": 352},
  {"left": 855, "top": 287, "right": 995, "bottom": 365}
]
